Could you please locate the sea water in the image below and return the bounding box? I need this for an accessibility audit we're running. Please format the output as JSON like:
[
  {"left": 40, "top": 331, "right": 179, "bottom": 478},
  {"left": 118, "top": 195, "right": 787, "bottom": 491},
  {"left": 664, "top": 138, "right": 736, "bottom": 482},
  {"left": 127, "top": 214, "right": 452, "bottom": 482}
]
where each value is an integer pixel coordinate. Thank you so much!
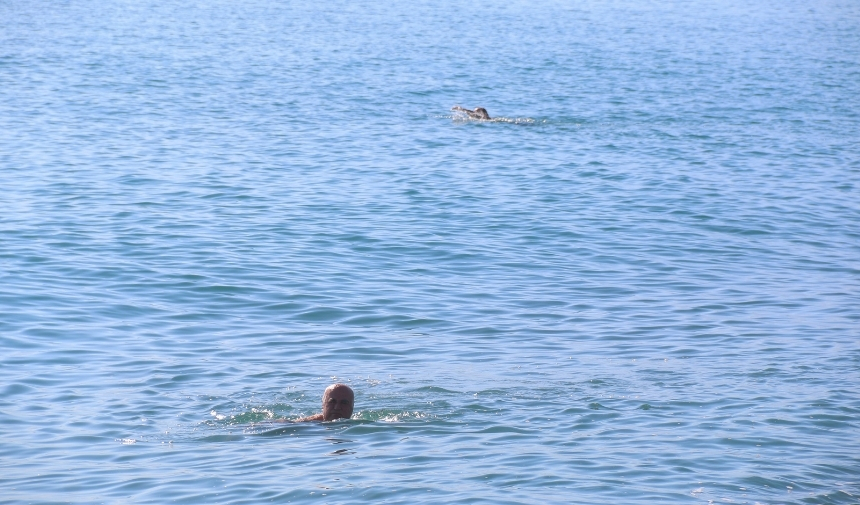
[{"left": 1, "top": 0, "right": 859, "bottom": 503}]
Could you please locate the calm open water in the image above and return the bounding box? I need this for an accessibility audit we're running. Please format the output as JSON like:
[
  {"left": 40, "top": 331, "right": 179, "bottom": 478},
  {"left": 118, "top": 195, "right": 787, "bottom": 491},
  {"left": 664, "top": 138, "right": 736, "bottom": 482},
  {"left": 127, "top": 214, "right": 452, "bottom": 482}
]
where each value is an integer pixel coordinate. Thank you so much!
[{"left": 1, "top": 0, "right": 859, "bottom": 503}]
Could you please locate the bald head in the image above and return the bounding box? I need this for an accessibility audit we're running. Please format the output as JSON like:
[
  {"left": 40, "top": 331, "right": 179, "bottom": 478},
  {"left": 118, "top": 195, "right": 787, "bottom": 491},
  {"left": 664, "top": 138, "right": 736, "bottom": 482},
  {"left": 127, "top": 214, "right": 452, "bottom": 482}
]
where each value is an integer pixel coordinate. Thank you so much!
[{"left": 322, "top": 383, "right": 354, "bottom": 421}]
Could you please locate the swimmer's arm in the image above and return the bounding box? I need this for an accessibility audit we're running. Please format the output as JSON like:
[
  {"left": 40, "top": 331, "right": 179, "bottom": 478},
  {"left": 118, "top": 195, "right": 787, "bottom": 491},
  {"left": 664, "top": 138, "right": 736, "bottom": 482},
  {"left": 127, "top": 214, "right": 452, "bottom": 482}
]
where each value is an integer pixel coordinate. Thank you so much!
[
  {"left": 266, "top": 413, "right": 324, "bottom": 423},
  {"left": 451, "top": 106, "right": 487, "bottom": 119},
  {"left": 295, "top": 413, "right": 324, "bottom": 422}
]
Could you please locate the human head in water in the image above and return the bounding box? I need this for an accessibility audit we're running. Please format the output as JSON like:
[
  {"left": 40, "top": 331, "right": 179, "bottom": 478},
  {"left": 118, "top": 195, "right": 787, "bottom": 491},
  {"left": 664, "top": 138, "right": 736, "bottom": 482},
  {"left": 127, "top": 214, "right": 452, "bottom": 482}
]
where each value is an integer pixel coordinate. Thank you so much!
[
  {"left": 451, "top": 105, "right": 491, "bottom": 120},
  {"left": 321, "top": 383, "right": 354, "bottom": 421},
  {"left": 472, "top": 107, "right": 490, "bottom": 119}
]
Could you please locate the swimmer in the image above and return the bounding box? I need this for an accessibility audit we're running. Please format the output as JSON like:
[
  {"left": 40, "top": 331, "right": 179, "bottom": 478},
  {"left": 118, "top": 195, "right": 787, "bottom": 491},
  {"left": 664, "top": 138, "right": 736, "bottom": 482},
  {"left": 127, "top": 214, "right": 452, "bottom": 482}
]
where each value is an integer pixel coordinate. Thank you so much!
[
  {"left": 451, "top": 105, "right": 491, "bottom": 120},
  {"left": 295, "top": 383, "right": 354, "bottom": 422}
]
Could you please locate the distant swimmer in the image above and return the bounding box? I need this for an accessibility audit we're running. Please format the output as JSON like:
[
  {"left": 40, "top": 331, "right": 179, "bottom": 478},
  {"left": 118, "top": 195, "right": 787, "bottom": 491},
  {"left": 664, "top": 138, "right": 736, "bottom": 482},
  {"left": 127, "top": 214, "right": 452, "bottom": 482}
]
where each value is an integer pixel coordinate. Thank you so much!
[
  {"left": 451, "top": 105, "right": 491, "bottom": 120},
  {"left": 295, "top": 383, "right": 354, "bottom": 422}
]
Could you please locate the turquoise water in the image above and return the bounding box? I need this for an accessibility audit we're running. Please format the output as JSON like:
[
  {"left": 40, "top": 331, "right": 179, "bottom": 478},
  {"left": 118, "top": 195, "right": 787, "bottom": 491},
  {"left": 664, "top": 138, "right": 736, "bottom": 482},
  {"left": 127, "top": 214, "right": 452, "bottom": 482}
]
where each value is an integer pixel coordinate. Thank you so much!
[{"left": 2, "top": 0, "right": 859, "bottom": 503}]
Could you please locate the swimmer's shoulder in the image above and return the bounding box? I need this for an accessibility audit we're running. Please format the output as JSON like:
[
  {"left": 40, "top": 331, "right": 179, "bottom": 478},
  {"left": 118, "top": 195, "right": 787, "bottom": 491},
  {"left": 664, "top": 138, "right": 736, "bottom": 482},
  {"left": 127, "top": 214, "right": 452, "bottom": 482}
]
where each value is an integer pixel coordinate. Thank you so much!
[
  {"left": 295, "top": 413, "right": 324, "bottom": 422},
  {"left": 267, "top": 413, "right": 325, "bottom": 423}
]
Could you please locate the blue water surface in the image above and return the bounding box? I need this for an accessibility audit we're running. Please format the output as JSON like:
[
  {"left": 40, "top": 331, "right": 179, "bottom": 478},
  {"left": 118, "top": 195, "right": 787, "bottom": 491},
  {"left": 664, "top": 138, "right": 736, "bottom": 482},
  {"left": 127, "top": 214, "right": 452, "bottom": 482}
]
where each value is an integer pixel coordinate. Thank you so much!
[{"left": 1, "top": 0, "right": 859, "bottom": 503}]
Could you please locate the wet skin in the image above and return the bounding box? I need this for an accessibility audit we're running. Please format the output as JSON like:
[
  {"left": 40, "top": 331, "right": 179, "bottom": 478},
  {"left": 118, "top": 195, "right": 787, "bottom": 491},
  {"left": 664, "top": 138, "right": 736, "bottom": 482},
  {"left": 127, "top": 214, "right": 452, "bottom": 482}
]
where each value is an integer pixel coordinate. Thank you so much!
[
  {"left": 289, "top": 383, "right": 354, "bottom": 422},
  {"left": 322, "top": 384, "right": 354, "bottom": 421}
]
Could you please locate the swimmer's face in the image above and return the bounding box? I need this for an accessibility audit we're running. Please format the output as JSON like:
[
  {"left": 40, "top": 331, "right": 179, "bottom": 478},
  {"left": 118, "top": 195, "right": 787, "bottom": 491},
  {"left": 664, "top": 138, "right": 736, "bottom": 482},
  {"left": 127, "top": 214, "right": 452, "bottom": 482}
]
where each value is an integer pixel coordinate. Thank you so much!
[{"left": 322, "top": 385, "right": 354, "bottom": 421}]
